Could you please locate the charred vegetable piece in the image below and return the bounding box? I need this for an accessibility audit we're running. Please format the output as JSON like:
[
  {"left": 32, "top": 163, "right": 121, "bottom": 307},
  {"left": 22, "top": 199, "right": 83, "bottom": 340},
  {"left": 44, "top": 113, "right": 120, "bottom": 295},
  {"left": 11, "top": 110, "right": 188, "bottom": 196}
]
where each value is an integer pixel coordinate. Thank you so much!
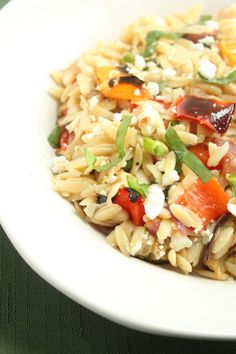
[
  {"left": 143, "top": 31, "right": 181, "bottom": 58},
  {"left": 102, "top": 82, "right": 152, "bottom": 100},
  {"left": 175, "top": 95, "right": 235, "bottom": 135},
  {"left": 177, "top": 178, "right": 229, "bottom": 226},
  {"left": 189, "top": 143, "right": 224, "bottom": 171},
  {"left": 183, "top": 32, "right": 214, "bottom": 43},
  {"left": 219, "top": 40, "right": 236, "bottom": 66},
  {"left": 48, "top": 125, "right": 61, "bottom": 148},
  {"left": 96, "top": 194, "right": 107, "bottom": 204},
  {"left": 112, "top": 187, "right": 145, "bottom": 226}
]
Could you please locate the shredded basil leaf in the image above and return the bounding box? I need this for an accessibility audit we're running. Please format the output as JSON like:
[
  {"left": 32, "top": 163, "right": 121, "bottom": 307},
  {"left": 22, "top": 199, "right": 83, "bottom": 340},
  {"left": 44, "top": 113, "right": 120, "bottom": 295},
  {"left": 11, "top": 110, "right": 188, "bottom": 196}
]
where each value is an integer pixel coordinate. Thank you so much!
[
  {"left": 122, "top": 53, "right": 134, "bottom": 63},
  {"left": 165, "top": 125, "right": 212, "bottom": 183},
  {"left": 199, "top": 70, "right": 236, "bottom": 86},
  {"left": 127, "top": 175, "right": 149, "bottom": 197},
  {"left": 143, "top": 31, "right": 182, "bottom": 58},
  {"left": 84, "top": 115, "right": 131, "bottom": 171},
  {"left": 84, "top": 147, "right": 97, "bottom": 169},
  {"left": 198, "top": 14, "right": 212, "bottom": 25},
  {"left": 227, "top": 174, "right": 236, "bottom": 196},
  {"left": 48, "top": 125, "right": 61, "bottom": 148}
]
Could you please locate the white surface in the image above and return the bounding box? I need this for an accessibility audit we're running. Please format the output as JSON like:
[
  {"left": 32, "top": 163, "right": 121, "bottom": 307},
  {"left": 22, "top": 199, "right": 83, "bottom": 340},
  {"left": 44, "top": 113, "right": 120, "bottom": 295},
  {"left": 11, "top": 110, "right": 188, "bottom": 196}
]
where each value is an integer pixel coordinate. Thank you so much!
[{"left": 0, "top": 0, "right": 236, "bottom": 339}]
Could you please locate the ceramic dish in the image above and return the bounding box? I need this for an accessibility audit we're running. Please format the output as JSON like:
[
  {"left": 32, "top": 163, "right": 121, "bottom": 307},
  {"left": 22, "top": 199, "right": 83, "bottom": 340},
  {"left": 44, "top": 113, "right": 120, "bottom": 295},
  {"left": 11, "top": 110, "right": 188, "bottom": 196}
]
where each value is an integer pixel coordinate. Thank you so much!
[{"left": 0, "top": 0, "right": 236, "bottom": 339}]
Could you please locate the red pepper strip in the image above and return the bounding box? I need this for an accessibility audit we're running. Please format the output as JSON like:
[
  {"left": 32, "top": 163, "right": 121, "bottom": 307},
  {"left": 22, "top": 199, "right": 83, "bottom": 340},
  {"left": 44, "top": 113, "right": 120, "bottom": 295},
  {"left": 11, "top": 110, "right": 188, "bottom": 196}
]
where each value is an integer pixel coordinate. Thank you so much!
[
  {"left": 189, "top": 143, "right": 223, "bottom": 171},
  {"left": 175, "top": 95, "right": 235, "bottom": 135},
  {"left": 112, "top": 188, "right": 145, "bottom": 226},
  {"left": 177, "top": 178, "right": 229, "bottom": 226},
  {"left": 153, "top": 98, "right": 171, "bottom": 109}
]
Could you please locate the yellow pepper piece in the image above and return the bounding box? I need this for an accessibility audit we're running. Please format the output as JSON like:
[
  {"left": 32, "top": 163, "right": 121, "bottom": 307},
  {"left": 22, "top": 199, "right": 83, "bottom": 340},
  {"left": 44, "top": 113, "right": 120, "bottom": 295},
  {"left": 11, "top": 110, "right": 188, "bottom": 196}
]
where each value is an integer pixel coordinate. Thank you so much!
[{"left": 219, "top": 40, "right": 236, "bottom": 66}]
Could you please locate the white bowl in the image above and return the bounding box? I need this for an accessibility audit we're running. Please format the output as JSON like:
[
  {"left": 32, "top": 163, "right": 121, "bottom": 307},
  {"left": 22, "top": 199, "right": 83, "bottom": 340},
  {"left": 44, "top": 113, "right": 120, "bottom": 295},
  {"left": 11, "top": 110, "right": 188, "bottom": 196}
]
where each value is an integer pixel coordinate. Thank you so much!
[{"left": 0, "top": 0, "right": 236, "bottom": 339}]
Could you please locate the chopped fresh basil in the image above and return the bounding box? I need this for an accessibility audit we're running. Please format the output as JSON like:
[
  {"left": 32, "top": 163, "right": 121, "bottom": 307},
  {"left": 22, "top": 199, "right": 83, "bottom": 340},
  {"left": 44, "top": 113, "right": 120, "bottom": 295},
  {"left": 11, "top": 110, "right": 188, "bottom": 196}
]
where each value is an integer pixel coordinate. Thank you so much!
[
  {"left": 227, "top": 174, "right": 236, "bottom": 196},
  {"left": 48, "top": 125, "right": 61, "bottom": 148},
  {"left": 198, "top": 14, "right": 212, "bottom": 25},
  {"left": 84, "top": 147, "right": 97, "bottom": 169},
  {"left": 143, "top": 31, "right": 182, "bottom": 58},
  {"left": 199, "top": 70, "right": 236, "bottom": 86},
  {"left": 122, "top": 53, "right": 134, "bottom": 63},
  {"left": 165, "top": 125, "right": 212, "bottom": 183},
  {"left": 127, "top": 175, "right": 149, "bottom": 197},
  {"left": 84, "top": 115, "right": 131, "bottom": 171},
  {"left": 143, "top": 137, "right": 169, "bottom": 157}
]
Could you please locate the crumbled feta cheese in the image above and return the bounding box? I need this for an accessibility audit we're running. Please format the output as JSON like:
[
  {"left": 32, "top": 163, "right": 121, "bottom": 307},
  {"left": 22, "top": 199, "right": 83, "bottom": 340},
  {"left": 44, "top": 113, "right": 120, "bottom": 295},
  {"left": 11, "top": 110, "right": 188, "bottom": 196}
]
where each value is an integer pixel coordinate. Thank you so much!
[
  {"left": 162, "top": 170, "right": 180, "bottom": 186},
  {"left": 145, "top": 82, "right": 160, "bottom": 96},
  {"left": 51, "top": 156, "right": 68, "bottom": 174},
  {"left": 134, "top": 55, "right": 146, "bottom": 70},
  {"left": 134, "top": 88, "right": 141, "bottom": 96},
  {"left": 194, "top": 43, "right": 204, "bottom": 51},
  {"left": 205, "top": 20, "right": 219, "bottom": 31},
  {"left": 146, "top": 61, "right": 157, "bottom": 70},
  {"left": 198, "top": 59, "right": 217, "bottom": 79},
  {"left": 199, "top": 36, "right": 215, "bottom": 46},
  {"left": 227, "top": 198, "right": 236, "bottom": 217},
  {"left": 170, "top": 232, "right": 192, "bottom": 252},
  {"left": 155, "top": 16, "right": 166, "bottom": 26},
  {"left": 144, "top": 184, "right": 165, "bottom": 220},
  {"left": 162, "top": 68, "right": 177, "bottom": 79},
  {"left": 131, "top": 116, "right": 138, "bottom": 125},
  {"left": 89, "top": 95, "right": 99, "bottom": 108},
  {"left": 113, "top": 113, "right": 122, "bottom": 122}
]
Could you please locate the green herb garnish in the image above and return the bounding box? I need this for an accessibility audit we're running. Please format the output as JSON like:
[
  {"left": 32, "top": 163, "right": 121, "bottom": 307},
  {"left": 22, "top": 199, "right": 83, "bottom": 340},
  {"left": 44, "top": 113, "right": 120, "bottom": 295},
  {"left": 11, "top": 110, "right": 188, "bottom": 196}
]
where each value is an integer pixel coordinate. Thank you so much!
[
  {"left": 127, "top": 175, "right": 149, "bottom": 197},
  {"left": 84, "top": 147, "right": 97, "bottom": 169},
  {"left": 165, "top": 125, "right": 212, "bottom": 183},
  {"left": 123, "top": 159, "right": 133, "bottom": 172},
  {"left": 143, "top": 137, "right": 169, "bottom": 157},
  {"left": 198, "top": 14, "right": 212, "bottom": 25},
  {"left": 227, "top": 174, "right": 236, "bottom": 196},
  {"left": 122, "top": 53, "right": 134, "bottom": 63},
  {"left": 48, "top": 125, "right": 61, "bottom": 148},
  {"left": 143, "top": 31, "right": 182, "bottom": 58},
  {"left": 84, "top": 115, "right": 131, "bottom": 171},
  {"left": 199, "top": 70, "right": 236, "bottom": 86}
]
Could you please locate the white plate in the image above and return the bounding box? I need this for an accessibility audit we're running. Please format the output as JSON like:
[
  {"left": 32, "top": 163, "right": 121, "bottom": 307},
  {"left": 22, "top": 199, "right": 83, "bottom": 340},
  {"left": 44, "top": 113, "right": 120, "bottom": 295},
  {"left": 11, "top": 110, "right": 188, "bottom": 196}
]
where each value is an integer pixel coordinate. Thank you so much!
[{"left": 0, "top": 0, "right": 236, "bottom": 339}]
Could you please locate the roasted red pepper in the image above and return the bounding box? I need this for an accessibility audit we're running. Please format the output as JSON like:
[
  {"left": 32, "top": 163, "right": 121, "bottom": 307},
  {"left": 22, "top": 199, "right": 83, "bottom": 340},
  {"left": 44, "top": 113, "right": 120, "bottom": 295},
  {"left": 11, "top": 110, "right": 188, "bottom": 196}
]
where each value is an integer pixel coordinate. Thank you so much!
[
  {"left": 189, "top": 143, "right": 223, "bottom": 170},
  {"left": 112, "top": 188, "right": 145, "bottom": 226},
  {"left": 59, "top": 128, "right": 74, "bottom": 151},
  {"left": 175, "top": 95, "right": 235, "bottom": 135}
]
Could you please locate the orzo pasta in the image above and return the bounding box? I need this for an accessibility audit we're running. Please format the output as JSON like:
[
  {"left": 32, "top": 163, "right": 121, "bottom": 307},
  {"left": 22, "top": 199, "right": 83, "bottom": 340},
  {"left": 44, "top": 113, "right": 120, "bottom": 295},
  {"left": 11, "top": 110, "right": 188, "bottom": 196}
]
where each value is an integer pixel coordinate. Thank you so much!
[{"left": 48, "top": 4, "right": 236, "bottom": 280}]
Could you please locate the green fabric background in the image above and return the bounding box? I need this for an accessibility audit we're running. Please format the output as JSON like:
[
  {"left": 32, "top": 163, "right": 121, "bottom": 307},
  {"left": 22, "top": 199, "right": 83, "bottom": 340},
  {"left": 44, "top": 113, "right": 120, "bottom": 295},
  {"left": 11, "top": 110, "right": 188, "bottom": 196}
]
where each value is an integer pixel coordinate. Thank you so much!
[{"left": 1, "top": 1, "right": 236, "bottom": 353}]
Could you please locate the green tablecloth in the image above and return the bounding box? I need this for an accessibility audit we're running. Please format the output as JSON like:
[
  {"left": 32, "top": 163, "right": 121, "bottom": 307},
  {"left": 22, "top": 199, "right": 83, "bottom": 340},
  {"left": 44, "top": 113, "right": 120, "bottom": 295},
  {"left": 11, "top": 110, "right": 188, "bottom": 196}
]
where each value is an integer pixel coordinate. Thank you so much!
[{"left": 1, "top": 1, "right": 236, "bottom": 353}]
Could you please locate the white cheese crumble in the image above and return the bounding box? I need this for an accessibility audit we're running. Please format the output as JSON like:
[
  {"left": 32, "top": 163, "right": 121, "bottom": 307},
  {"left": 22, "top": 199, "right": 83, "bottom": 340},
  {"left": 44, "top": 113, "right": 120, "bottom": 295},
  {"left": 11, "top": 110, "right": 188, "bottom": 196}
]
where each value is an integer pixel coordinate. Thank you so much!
[
  {"left": 134, "top": 55, "right": 146, "bottom": 70},
  {"left": 113, "top": 113, "right": 122, "bottom": 122},
  {"left": 107, "top": 176, "right": 117, "bottom": 184},
  {"left": 194, "top": 43, "right": 204, "bottom": 51},
  {"left": 205, "top": 20, "right": 219, "bottom": 31},
  {"left": 198, "top": 59, "right": 217, "bottom": 79},
  {"left": 134, "top": 88, "right": 141, "bottom": 96},
  {"left": 145, "top": 82, "right": 160, "bottom": 96},
  {"left": 51, "top": 156, "right": 68, "bottom": 174},
  {"left": 155, "top": 16, "right": 166, "bottom": 26},
  {"left": 89, "top": 95, "right": 99, "bottom": 108},
  {"left": 199, "top": 36, "right": 215, "bottom": 46},
  {"left": 162, "top": 170, "right": 180, "bottom": 186},
  {"left": 131, "top": 116, "right": 138, "bottom": 125},
  {"left": 144, "top": 184, "right": 165, "bottom": 220},
  {"left": 162, "top": 68, "right": 177, "bottom": 79}
]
